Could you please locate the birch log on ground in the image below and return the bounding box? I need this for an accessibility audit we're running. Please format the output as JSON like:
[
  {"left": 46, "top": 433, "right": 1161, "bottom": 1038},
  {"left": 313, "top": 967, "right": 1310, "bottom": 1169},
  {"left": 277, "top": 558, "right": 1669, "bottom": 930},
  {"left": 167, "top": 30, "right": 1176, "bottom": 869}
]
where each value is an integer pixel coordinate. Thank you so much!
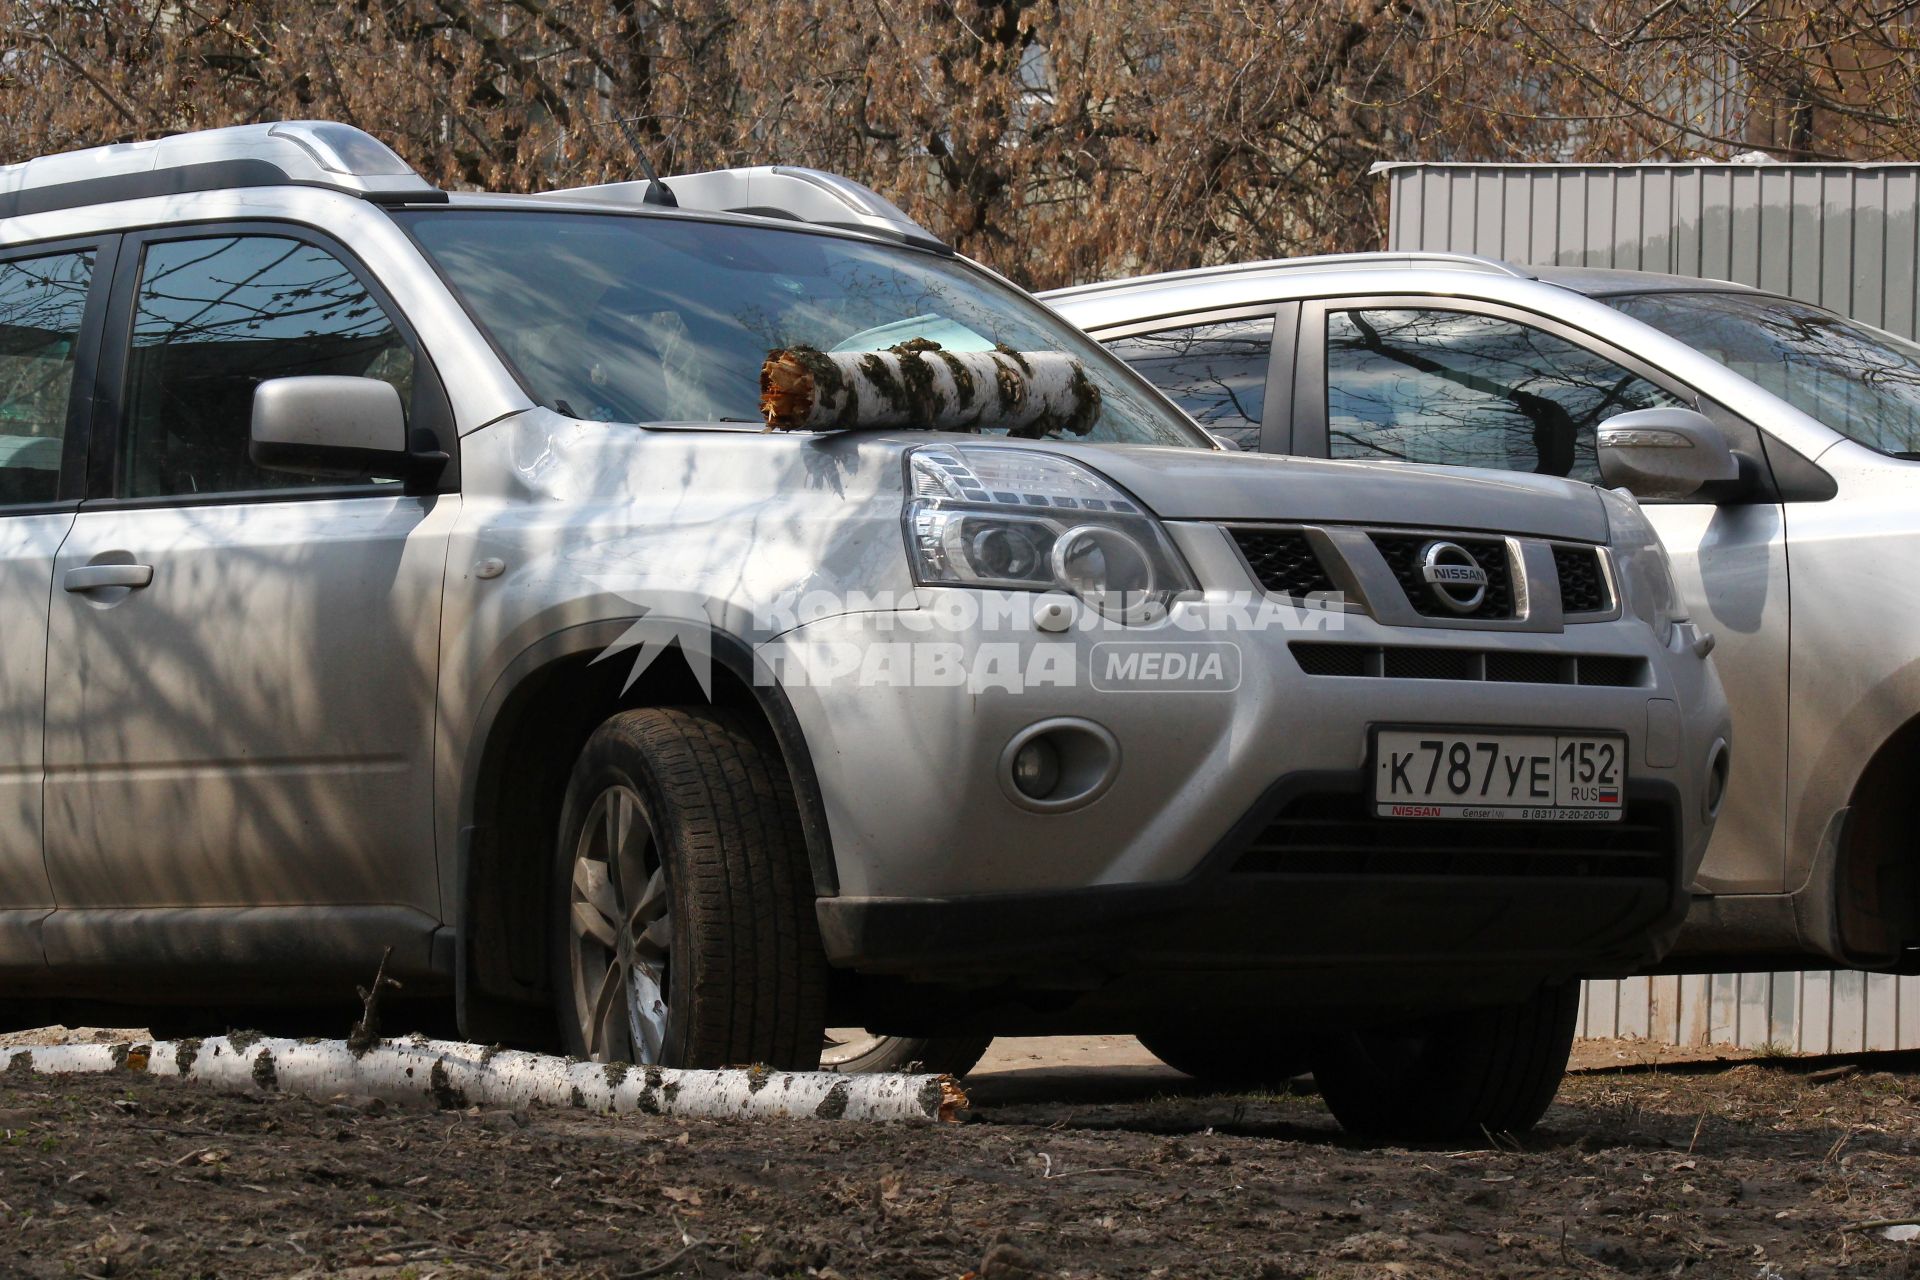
[
  {"left": 761, "top": 340, "right": 1100, "bottom": 436},
  {"left": 1, "top": 1037, "right": 967, "bottom": 1123}
]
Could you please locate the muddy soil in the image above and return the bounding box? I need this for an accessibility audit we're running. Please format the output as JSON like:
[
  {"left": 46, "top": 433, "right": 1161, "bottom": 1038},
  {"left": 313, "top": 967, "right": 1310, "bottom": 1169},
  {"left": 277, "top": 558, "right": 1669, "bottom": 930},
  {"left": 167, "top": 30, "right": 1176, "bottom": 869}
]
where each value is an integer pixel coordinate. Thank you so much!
[{"left": 3, "top": 1051, "right": 1919, "bottom": 1279}]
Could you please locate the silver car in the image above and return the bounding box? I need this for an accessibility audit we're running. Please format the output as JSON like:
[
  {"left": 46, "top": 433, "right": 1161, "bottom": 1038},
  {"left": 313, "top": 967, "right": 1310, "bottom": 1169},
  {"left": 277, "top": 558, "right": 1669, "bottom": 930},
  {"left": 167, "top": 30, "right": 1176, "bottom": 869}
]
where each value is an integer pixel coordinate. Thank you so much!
[
  {"left": 1051, "top": 252, "right": 1914, "bottom": 978},
  {"left": 0, "top": 128, "right": 1726, "bottom": 1138}
]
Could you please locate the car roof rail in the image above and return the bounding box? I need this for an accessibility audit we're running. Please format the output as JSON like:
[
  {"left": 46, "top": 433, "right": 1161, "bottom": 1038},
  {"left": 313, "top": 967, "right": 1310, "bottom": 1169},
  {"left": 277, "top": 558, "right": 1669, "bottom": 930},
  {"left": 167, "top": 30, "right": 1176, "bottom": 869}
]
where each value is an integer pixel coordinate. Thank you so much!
[
  {"left": 0, "top": 121, "right": 446, "bottom": 220},
  {"left": 537, "top": 165, "right": 953, "bottom": 255},
  {"left": 1043, "top": 251, "right": 1535, "bottom": 301}
]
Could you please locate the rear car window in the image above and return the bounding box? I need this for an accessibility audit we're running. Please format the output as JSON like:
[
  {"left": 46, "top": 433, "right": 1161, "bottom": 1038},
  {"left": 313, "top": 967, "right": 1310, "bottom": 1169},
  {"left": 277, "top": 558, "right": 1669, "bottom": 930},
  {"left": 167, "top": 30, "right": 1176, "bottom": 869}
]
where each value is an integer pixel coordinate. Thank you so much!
[{"left": 1103, "top": 318, "right": 1273, "bottom": 450}]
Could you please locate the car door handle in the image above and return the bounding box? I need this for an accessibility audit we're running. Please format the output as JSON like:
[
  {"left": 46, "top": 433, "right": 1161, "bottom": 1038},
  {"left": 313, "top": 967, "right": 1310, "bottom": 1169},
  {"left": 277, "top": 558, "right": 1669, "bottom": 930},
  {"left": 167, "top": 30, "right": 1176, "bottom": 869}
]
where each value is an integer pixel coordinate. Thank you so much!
[{"left": 63, "top": 564, "right": 155, "bottom": 593}]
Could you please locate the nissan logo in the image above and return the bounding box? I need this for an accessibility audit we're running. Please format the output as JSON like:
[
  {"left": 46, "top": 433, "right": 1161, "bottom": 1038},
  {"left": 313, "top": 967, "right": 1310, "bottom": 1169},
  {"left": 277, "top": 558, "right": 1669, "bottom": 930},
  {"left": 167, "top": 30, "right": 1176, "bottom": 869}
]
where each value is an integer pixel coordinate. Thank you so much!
[{"left": 1419, "top": 541, "right": 1489, "bottom": 613}]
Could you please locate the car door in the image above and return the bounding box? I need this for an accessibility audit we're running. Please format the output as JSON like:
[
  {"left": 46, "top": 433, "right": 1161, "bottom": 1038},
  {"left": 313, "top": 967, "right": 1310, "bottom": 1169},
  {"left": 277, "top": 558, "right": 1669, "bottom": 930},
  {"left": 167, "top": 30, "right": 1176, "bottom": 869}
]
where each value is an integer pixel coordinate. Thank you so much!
[
  {"left": 41, "top": 226, "right": 459, "bottom": 980},
  {"left": 0, "top": 240, "right": 111, "bottom": 972},
  {"left": 1286, "top": 297, "right": 1791, "bottom": 894}
]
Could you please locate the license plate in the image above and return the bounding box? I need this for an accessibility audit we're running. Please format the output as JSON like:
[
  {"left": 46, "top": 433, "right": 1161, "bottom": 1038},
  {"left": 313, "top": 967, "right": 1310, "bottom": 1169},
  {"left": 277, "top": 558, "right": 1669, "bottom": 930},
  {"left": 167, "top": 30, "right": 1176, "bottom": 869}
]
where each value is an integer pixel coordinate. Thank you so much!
[{"left": 1373, "top": 729, "right": 1626, "bottom": 821}]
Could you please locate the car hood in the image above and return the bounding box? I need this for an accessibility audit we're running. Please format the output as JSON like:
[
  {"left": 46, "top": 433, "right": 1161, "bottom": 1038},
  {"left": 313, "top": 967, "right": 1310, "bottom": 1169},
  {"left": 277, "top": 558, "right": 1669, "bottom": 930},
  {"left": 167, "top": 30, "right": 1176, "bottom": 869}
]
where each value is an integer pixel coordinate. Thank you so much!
[
  {"left": 1033, "top": 444, "right": 1611, "bottom": 543},
  {"left": 534, "top": 417, "right": 1609, "bottom": 543}
]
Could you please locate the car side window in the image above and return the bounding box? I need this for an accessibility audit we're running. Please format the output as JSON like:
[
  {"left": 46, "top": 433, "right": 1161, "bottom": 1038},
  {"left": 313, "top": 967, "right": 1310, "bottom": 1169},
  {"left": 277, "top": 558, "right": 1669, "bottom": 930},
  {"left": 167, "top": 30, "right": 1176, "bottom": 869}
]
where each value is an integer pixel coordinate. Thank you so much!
[
  {"left": 1104, "top": 318, "right": 1273, "bottom": 449},
  {"left": 122, "top": 235, "right": 414, "bottom": 499},
  {"left": 0, "top": 250, "right": 93, "bottom": 507},
  {"left": 1324, "top": 308, "right": 1680, "bottom": 484}
]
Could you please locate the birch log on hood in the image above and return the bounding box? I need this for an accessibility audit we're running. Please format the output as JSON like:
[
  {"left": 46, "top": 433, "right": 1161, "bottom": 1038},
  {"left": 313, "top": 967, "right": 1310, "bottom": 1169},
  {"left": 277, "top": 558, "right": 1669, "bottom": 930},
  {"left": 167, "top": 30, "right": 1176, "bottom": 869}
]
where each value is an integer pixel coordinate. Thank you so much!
[{"left": 761, "top": 339, "right": 1101, "bottom": 436}]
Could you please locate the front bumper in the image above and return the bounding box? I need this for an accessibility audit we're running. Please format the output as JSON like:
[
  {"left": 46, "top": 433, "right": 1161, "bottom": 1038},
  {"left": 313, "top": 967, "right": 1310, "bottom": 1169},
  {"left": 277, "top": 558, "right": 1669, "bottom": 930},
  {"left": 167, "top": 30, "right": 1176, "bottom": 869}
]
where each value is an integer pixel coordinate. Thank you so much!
[{"left": 819, "top": 772, "right": 1684, "bottom": 993}]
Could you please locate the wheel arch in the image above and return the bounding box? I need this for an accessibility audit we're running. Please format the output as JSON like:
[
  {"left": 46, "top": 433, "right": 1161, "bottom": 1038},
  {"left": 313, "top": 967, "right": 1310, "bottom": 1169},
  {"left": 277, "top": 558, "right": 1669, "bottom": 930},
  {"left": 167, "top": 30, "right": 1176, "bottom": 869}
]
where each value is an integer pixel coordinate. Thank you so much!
[
  {"left": 453, "top": 619, "right": 838, "bottom": 1042},
  {"left": 1835, "top": 709, "right": 1920, "bottom": 966}
]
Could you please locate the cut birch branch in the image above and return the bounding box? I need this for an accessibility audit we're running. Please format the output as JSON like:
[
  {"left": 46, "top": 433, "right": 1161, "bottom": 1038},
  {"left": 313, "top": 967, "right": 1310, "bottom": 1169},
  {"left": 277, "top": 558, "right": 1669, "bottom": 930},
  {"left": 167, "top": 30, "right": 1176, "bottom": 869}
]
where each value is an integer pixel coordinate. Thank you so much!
[
  {"left": 347, "top": 945, "right": 401, "bottom": 1057},
  {"left": 761, "top": 340, "right": 1101, "bottom": 437},
  {"left": 1, "top": 1037, "right": 967, "bottom": 1124}
]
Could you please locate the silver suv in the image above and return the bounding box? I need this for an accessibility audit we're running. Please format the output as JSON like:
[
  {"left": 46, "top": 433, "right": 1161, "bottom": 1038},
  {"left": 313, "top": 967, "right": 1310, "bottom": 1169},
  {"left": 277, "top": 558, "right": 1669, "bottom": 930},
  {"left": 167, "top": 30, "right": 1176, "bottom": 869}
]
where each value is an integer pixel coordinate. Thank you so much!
[
  {"left": 1049, "top": 254, "right": 1918, "bottom": 979},
  {"left": 0, "top": 127, "right": 1727, "bottom": 1138}
]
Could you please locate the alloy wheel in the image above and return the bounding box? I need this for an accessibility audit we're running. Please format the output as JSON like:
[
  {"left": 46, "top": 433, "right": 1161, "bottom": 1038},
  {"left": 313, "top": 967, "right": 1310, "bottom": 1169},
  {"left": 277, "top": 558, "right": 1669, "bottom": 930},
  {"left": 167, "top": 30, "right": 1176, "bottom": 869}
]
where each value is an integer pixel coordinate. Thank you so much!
[
  {"left": 566, "top": 784, "right": 672, "bottom": 1063},
  {"left": 820, "top": 1028, "right": 894, "bottom": 1069}
]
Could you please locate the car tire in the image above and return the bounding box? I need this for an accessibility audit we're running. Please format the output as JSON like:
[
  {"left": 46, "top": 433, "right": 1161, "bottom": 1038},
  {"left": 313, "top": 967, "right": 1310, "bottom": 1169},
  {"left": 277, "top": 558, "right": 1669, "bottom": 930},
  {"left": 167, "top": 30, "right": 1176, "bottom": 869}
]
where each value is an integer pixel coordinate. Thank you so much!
[
  {"left": 551, "top": 706, "right": 827, "bottom": 1070},
  {"left": 1308, "top": 980, "right": 1580, "bottom": 1141},
  {"left": 821, "top": 1030, "right": 993, "bottom": 1078},
  {"left": 1138, "top": 1029, "right": 1310, "bottom": 1088}
]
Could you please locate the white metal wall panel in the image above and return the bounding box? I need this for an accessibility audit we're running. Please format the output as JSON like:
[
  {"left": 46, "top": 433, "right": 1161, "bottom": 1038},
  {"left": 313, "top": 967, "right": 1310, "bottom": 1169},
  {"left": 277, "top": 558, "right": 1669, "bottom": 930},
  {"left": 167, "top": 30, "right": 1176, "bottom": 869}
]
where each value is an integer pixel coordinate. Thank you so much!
[
  {"left": 1571, "top": 970, "right": 1920, "bottom": 1053},
  {"left": 1385, "top": 160, "right": 1920, "bottom": 1052},
  {"left": 1383, "top": 161, "right": 1920, "bottom": 339}
]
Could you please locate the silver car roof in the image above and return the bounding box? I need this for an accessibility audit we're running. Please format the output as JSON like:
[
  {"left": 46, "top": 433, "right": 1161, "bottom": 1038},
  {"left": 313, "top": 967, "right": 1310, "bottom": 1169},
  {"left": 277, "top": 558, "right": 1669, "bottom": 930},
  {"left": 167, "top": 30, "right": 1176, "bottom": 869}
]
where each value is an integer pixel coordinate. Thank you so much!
[
  {"left": 1042, "top": 253, "right": 1766, "bottom": 312},
  {"left": 1042, "top": 252, "right": 1531, "bottom": 305},
  {"left": 432, "top": 190, "right": 942, "bottom": 257},
  {"left": 1528, "top": 266, "right": 1762, "bottom": 298},
  {"left": 0, "top": 121, "right": 951, "bottom": 256}
]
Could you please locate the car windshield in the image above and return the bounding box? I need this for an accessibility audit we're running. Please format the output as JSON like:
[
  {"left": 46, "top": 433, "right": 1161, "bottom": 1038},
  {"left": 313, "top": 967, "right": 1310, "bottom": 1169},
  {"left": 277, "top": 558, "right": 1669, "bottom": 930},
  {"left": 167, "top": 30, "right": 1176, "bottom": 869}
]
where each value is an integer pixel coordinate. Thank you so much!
[
  {"left": 397, "top": 208, "right": 1204, "bottom": 447},
  {"left": 1608, "top": 290, "right": 1920, "bottom": 457}
]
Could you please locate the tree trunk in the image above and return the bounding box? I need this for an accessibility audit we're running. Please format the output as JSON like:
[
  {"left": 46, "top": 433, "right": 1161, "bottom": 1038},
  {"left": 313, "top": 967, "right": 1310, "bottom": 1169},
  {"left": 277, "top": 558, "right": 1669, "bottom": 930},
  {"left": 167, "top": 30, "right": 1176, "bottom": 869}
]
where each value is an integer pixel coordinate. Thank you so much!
[
  {"left": 761, "top": 342, "right": 1100, "bottom": 437},
  {"left": 2, "top": 1037, "right": 967, "bottom": 1123}
]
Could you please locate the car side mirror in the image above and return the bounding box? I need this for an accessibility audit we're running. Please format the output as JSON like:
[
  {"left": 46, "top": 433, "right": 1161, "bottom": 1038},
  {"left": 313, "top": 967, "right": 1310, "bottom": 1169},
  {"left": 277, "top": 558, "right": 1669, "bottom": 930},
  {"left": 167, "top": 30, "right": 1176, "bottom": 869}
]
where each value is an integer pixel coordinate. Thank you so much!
[
  {"left": 1208, "top": 432, "right": 1242, "bottom": 451},
  {"left": 251, "top": 375, "right": 418, "bottom": 481},
  {"left": 1596, "top": 407, "right": 1739, "bottom": 501}
]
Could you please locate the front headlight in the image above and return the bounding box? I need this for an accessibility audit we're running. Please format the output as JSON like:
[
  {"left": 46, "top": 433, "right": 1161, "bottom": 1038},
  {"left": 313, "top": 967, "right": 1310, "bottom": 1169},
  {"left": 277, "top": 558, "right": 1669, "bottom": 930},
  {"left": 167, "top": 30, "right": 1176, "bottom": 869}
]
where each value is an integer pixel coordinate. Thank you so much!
[
  {"left": 1599, "top": 486, "right": 1685, "bottom": 645},
  {"left": 905, "top": 444, "right": 1195, "bottom": 622}
]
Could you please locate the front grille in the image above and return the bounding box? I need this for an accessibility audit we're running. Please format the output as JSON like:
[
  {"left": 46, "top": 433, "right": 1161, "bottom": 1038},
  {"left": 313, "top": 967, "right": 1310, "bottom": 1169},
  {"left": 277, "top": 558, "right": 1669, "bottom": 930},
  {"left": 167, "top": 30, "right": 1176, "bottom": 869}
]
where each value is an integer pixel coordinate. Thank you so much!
[
  {"left": 1486, "top": 652, "right": 1564, "bottom": 684},
  {"left": 1382, "top": 647, "right": 1480, "bottom": 681},
  {"left": 1233, "top": 791, "right": 1676, "bottom": 880},
  {"left": 1576, "top": 655, "right": 1642, "bottom": 687},
  {"left": 1553, "top": 545, "right": 1613, "bottom": 614},
  {"left": 1290, "top": 642, "right": 1646, "bottom": 687},
  {"left": 1231, "top": 528, "right": 1338, "bottom": 598},
  {"left": 1292, "top": 643, "right": 1369, "bottom": 677},
  {"left": 1371, "top": 533, "right": 1515, "bottom": 620}
]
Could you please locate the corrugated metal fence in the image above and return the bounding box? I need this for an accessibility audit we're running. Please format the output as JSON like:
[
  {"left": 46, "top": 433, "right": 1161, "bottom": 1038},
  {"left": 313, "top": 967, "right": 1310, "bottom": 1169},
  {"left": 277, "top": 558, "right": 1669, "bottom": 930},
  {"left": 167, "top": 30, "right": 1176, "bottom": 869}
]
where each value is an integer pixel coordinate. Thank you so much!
[
  {"left": 1380, "top": 161, "right": 1920, "bottom": 339},
  {"left": 1576, "top": 972, "right": 1920, "bottom": 1054},
  {"left": 1383, "top": 160, "right": 1920, "bottom": 1053}
]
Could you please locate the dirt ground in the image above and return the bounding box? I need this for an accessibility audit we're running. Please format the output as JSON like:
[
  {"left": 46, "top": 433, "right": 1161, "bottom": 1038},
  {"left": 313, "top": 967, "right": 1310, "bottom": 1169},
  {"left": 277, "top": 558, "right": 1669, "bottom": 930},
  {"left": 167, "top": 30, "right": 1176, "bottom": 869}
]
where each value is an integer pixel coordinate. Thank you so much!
[{"left": 5, "top": 1034, "right": 1920, "bottom": 1279}]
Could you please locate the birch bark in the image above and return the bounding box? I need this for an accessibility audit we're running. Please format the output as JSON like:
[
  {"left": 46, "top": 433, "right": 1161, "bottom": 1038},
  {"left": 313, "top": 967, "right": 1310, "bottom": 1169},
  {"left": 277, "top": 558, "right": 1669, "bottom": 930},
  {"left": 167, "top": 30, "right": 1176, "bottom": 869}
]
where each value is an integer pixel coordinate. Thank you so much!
[
  {"left": 1, "top": 1037, "right": 967, "bottom": 1123},
  {"left": 762, "top": 341, "right": 1100, "bottom": 436}
]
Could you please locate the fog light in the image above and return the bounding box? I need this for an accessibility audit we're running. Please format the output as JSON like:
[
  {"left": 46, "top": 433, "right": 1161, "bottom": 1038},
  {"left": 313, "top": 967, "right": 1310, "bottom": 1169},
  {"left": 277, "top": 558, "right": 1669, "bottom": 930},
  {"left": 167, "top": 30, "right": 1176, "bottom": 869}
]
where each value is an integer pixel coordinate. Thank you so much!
[
  {"left": 997, "top": 719, "right": 1122, "bottom": 813},
  {"left": 1011, "top": 737, "right": 1063, "bottom": 800}
]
